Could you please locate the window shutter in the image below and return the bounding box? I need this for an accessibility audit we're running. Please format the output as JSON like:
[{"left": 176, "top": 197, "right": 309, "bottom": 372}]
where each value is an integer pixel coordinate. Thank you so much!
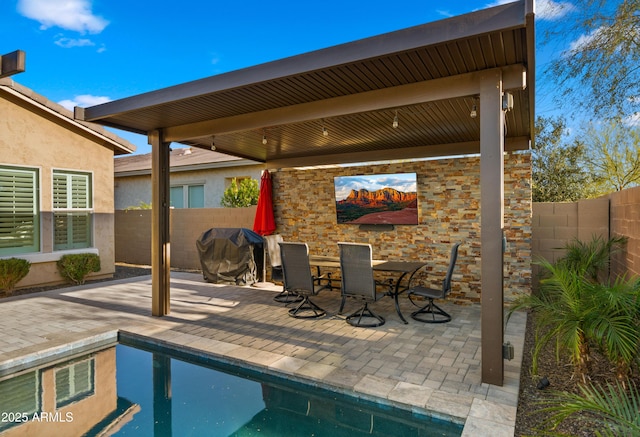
[
  {"left": 53, "top": 171, "right": 92, "bottom": 250},
  {"left": 0, "top": 167, "right": 39, "bottom": 255}
]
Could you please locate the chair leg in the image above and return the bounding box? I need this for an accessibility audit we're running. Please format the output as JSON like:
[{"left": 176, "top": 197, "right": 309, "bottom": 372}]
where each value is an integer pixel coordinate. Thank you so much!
[
  {"left": 274, "top": 288, "right": 304, "bottom": 304},
  {"left": 288, "top": 296, "right": 326, "bottom": 319},
  {"left": 345, "top": 302, "right": 385, "bottom": 327},
  {"left": 410, "top": 299, "right": 451, "bottom": 323}
]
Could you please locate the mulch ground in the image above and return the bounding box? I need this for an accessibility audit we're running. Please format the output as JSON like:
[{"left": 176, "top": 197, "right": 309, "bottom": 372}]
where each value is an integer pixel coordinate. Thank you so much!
[{"left": 515, "top": 310, "right": 640, "bottom": 436}]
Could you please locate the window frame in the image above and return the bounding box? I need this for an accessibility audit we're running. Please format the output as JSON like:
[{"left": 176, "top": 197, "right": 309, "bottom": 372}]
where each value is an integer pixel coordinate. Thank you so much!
[
  {"left": 0, "top": 164, "right": 41, "bottom": 256},
  {"left": 52, "top": 169, "right": 94, "bottom": 251},
  {"left": 170, "top": 183, "right": 205, "bottom": 208}
]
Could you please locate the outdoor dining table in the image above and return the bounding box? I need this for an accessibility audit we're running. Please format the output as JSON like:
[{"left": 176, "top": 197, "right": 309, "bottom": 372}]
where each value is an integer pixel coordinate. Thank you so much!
[{"left": 308, "top": 255, "right": 427, "bottom": 324}]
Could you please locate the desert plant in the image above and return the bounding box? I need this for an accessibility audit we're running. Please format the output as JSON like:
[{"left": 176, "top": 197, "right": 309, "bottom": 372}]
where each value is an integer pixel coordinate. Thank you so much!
[
  {"left": 0, "top": 257, "right": 31, "bottom": 294},
  {"left": 558, "top": 235, "right": 627, "bottom": 284},
  {"left": 56, "top": 253, "right": 101, "bottom": 285},
  {"left": 508, "top": 236, "right": 640, "bottom": 383},
  {"left": 536, "top": 381, "right": 640, "bottom": 436}
]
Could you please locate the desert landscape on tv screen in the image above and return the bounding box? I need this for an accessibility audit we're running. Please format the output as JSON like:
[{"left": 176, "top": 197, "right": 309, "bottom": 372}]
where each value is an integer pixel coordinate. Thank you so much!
[{"left": 334, "top": 173, "right": 418, "bottom": 225}]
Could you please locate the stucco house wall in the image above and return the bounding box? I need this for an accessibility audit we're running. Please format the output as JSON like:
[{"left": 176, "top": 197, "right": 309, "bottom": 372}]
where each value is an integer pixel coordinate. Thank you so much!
[
  {"left": 0, "top": 80, "right": 134, "bottom": 289},
  {"left": 114, "top": 147, "right": 264, "bottom": 210}
]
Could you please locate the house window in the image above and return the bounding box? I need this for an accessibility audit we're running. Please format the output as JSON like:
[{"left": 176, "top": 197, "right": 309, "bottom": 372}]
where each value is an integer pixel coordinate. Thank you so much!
[
  {"left": 0, "top": 370, "right": 41, "bottom": 432},
  {"left": 0, "top": 165, "right": 40, "bottom": 256},
  {"left": 170, "top": 184, "right": 204, "bottom": 208},
  {"left": 53, "top": 170, "right": 93, "bottom": 250},
  {"left": 54, "top": 358, "right": 95, "bottom": 408}
]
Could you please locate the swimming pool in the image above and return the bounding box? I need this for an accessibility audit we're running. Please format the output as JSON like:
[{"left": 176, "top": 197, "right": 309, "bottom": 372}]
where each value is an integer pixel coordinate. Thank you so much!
[{"left": 0, "top": 338, "right": 463, "bottom": 436}]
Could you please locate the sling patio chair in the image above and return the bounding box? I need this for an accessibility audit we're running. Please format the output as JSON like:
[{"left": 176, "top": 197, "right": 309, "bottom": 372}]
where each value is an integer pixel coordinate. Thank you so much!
[
  {"left": 338, "top": 242, "right": 391, "bottom": 327},
  {"left": 265, "top": 234, "right": 303, "bottom": 304},
  {"left": 279, "top": 242, "right": 332, "bottom": 318},
  {"left": 407, "top": 243, "right": 460, "bottom": 323}
]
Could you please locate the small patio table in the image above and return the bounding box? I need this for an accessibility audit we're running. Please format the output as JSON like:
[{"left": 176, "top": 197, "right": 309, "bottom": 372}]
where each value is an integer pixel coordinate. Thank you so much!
[{"left": 308, "top": 256, "right": 427, "bottom": 324}]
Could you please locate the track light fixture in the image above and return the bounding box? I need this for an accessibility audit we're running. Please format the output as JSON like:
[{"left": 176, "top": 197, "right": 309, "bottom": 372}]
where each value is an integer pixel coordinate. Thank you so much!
[{"left": 392, "top": 110, "right": 399, "bottom": 128}]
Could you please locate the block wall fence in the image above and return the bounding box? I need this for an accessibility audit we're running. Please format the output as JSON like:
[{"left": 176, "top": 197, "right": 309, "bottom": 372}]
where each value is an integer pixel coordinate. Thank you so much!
[{"left": 116, "top": 153, "right": 533, "bottom": 304}]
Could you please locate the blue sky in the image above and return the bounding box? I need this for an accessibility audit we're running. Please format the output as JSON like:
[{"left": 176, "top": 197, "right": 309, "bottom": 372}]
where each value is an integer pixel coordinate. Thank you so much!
[{"left": 1, "top": 0, "right": 577, "bottom": 155}]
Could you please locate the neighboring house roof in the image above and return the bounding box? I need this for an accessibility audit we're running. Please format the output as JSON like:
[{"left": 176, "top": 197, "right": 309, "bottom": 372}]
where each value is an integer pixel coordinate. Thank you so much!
[
  {"left": 0, "top": 78, "right": 135, "bottom": 155},
  {"left": 114, "top": 146, "right": 262, "bottom": 177}
]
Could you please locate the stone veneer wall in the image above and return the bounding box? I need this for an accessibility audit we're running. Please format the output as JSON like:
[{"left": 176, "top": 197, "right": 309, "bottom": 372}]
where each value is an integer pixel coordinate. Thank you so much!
[{"left": 271, "top": 152, "right": 532, "bottom": 303}]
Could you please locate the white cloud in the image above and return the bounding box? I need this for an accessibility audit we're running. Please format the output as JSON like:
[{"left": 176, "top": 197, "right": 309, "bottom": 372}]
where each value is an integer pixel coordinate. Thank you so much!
[
  {"left": 568, "top": 29, "right": 597, "bottom": 51},
  {"left": 536, "top": 0, "right": 577, "bottom": 21},
  {"left": 17, "top": 0, "right": 109, "bottom": 33},
  {"left": 484, "top": 0, "right": 575, "bottom": 20},
  {"left": 58, "top": 94, "right": 111, "bottom": 111},
  {"left": 436, "top": 9, "right": 454, "bottom": 18},
  {"left": 54, "top": 37, "right": 95, "bottom": 48}
]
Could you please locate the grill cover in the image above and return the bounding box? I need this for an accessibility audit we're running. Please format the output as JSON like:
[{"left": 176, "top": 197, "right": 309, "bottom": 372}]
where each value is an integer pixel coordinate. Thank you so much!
[{"left": 196, "top": 228, "right": 264, "bottom": 285}]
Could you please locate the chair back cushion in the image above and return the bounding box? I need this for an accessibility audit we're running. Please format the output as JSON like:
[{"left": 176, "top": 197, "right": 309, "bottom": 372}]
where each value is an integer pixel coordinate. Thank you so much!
[
  {"left": 338, "top": 242, "right": 377, "bottom": 300},
  {"left": 264, "top": 234, "right": 283, "bottom": 267},
  {"left": 279, "top": 242, "right": 315, "bottom": 294}
]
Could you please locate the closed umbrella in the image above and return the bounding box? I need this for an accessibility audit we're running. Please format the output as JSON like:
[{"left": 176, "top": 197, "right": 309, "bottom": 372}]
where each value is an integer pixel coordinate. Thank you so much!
[
  {"left": 253, "top": 170, "right": 276, "bottom": 236},
  {"left": 253, "top": 170, "right": 276, "bottom": 286}
]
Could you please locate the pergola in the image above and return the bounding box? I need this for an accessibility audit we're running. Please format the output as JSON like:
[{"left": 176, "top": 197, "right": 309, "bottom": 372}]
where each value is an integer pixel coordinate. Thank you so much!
[{"left": 76, "top": 0, "right": 535, "bottom": 385}]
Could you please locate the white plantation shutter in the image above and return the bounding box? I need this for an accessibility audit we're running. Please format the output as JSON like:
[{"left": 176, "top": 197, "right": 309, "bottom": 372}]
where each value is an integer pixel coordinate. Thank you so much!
[
  {"left": 0, "top": 166, "right": 39, "bottom": 255},
  {"left": 53, "top": 171, "right": 93, "bottom": 250}
]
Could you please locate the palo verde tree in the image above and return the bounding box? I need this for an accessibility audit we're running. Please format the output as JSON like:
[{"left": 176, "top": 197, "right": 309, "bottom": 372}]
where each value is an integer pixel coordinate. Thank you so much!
[
  {"left": 544, "top": 0, "right": 640, "bottom": 120},
  {"left": 582, "top": 122, "right": 640, "bottom": 192}
]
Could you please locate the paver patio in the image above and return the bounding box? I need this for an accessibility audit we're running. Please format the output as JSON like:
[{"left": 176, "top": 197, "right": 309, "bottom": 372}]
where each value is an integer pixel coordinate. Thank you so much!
[{"left": 0, "top": 272, "right": 526, "bottom": 436}]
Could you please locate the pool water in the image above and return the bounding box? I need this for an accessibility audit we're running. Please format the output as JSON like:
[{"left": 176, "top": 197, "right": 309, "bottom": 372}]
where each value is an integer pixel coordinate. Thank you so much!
[{"left": 0, "top": 340, "right": 463, "bottom": 436}]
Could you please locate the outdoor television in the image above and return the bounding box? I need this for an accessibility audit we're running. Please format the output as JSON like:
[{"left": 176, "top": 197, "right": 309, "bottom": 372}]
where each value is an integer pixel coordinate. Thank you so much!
[{"left": 334, "top": 173, "right": 418, "bottom": 225}]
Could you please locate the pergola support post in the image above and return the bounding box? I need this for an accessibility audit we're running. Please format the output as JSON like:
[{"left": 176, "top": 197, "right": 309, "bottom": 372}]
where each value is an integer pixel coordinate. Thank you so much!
[
  {"left": 479, "top": 69, "right": 505, "bottom": 385},
  {"left": 150, "top": 129, "right": 171, "bottom": 316}
]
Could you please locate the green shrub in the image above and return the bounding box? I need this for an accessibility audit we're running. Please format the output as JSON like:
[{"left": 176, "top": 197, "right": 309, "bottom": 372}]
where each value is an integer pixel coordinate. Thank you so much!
[
  {"left": 220, "top": 178, "right": 259, "bottom": 207},
  {"left": 0, "top": 258, "right": 31, "bottom": 294},
  {"left": 57, "top": 253, "right": 101, "bottom": 285}
]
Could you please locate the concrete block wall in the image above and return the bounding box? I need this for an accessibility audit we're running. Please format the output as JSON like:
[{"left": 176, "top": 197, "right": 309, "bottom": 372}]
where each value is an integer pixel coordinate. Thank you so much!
[
  {"left": 115, "top": 207, "right": 256, "bottom": 269},
  {"left": 610, "top": 186, "right": 640, "bottom": 278}
]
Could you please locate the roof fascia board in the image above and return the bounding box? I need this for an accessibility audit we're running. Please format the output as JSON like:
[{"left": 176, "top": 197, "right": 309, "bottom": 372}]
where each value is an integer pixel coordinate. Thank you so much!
[
  {"left": 79, "top": 1, "right": 526, "bottom": 123},
  {"left": 266, "top": 136, "right": 530, "bottom": 168},
  {"left": 164, "top": 65, "right": 526, "bottom": 143}
]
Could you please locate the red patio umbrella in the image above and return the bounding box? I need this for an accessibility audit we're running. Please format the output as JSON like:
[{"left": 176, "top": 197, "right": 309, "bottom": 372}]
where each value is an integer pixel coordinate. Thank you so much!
[
  {"left": 253, "top": 170, "right": 276, "bottom": 285},
  {"left": 253, "top": 170, "right": 276, "bottom": 236}
]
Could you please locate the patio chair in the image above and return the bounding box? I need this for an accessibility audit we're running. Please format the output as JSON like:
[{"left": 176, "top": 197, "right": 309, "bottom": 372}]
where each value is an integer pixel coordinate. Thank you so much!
[
  {"left": 407, "top": 243, "right": 460, "bottom": 323},
  {"left": 338, "top": 242, "right": 390, "bottom": 327},
  {"left": 266, "top": 235, "right": 303, "bottom": 304},
  {"left": 279, "top": 242, "right": 331, "bottom": 318}
]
